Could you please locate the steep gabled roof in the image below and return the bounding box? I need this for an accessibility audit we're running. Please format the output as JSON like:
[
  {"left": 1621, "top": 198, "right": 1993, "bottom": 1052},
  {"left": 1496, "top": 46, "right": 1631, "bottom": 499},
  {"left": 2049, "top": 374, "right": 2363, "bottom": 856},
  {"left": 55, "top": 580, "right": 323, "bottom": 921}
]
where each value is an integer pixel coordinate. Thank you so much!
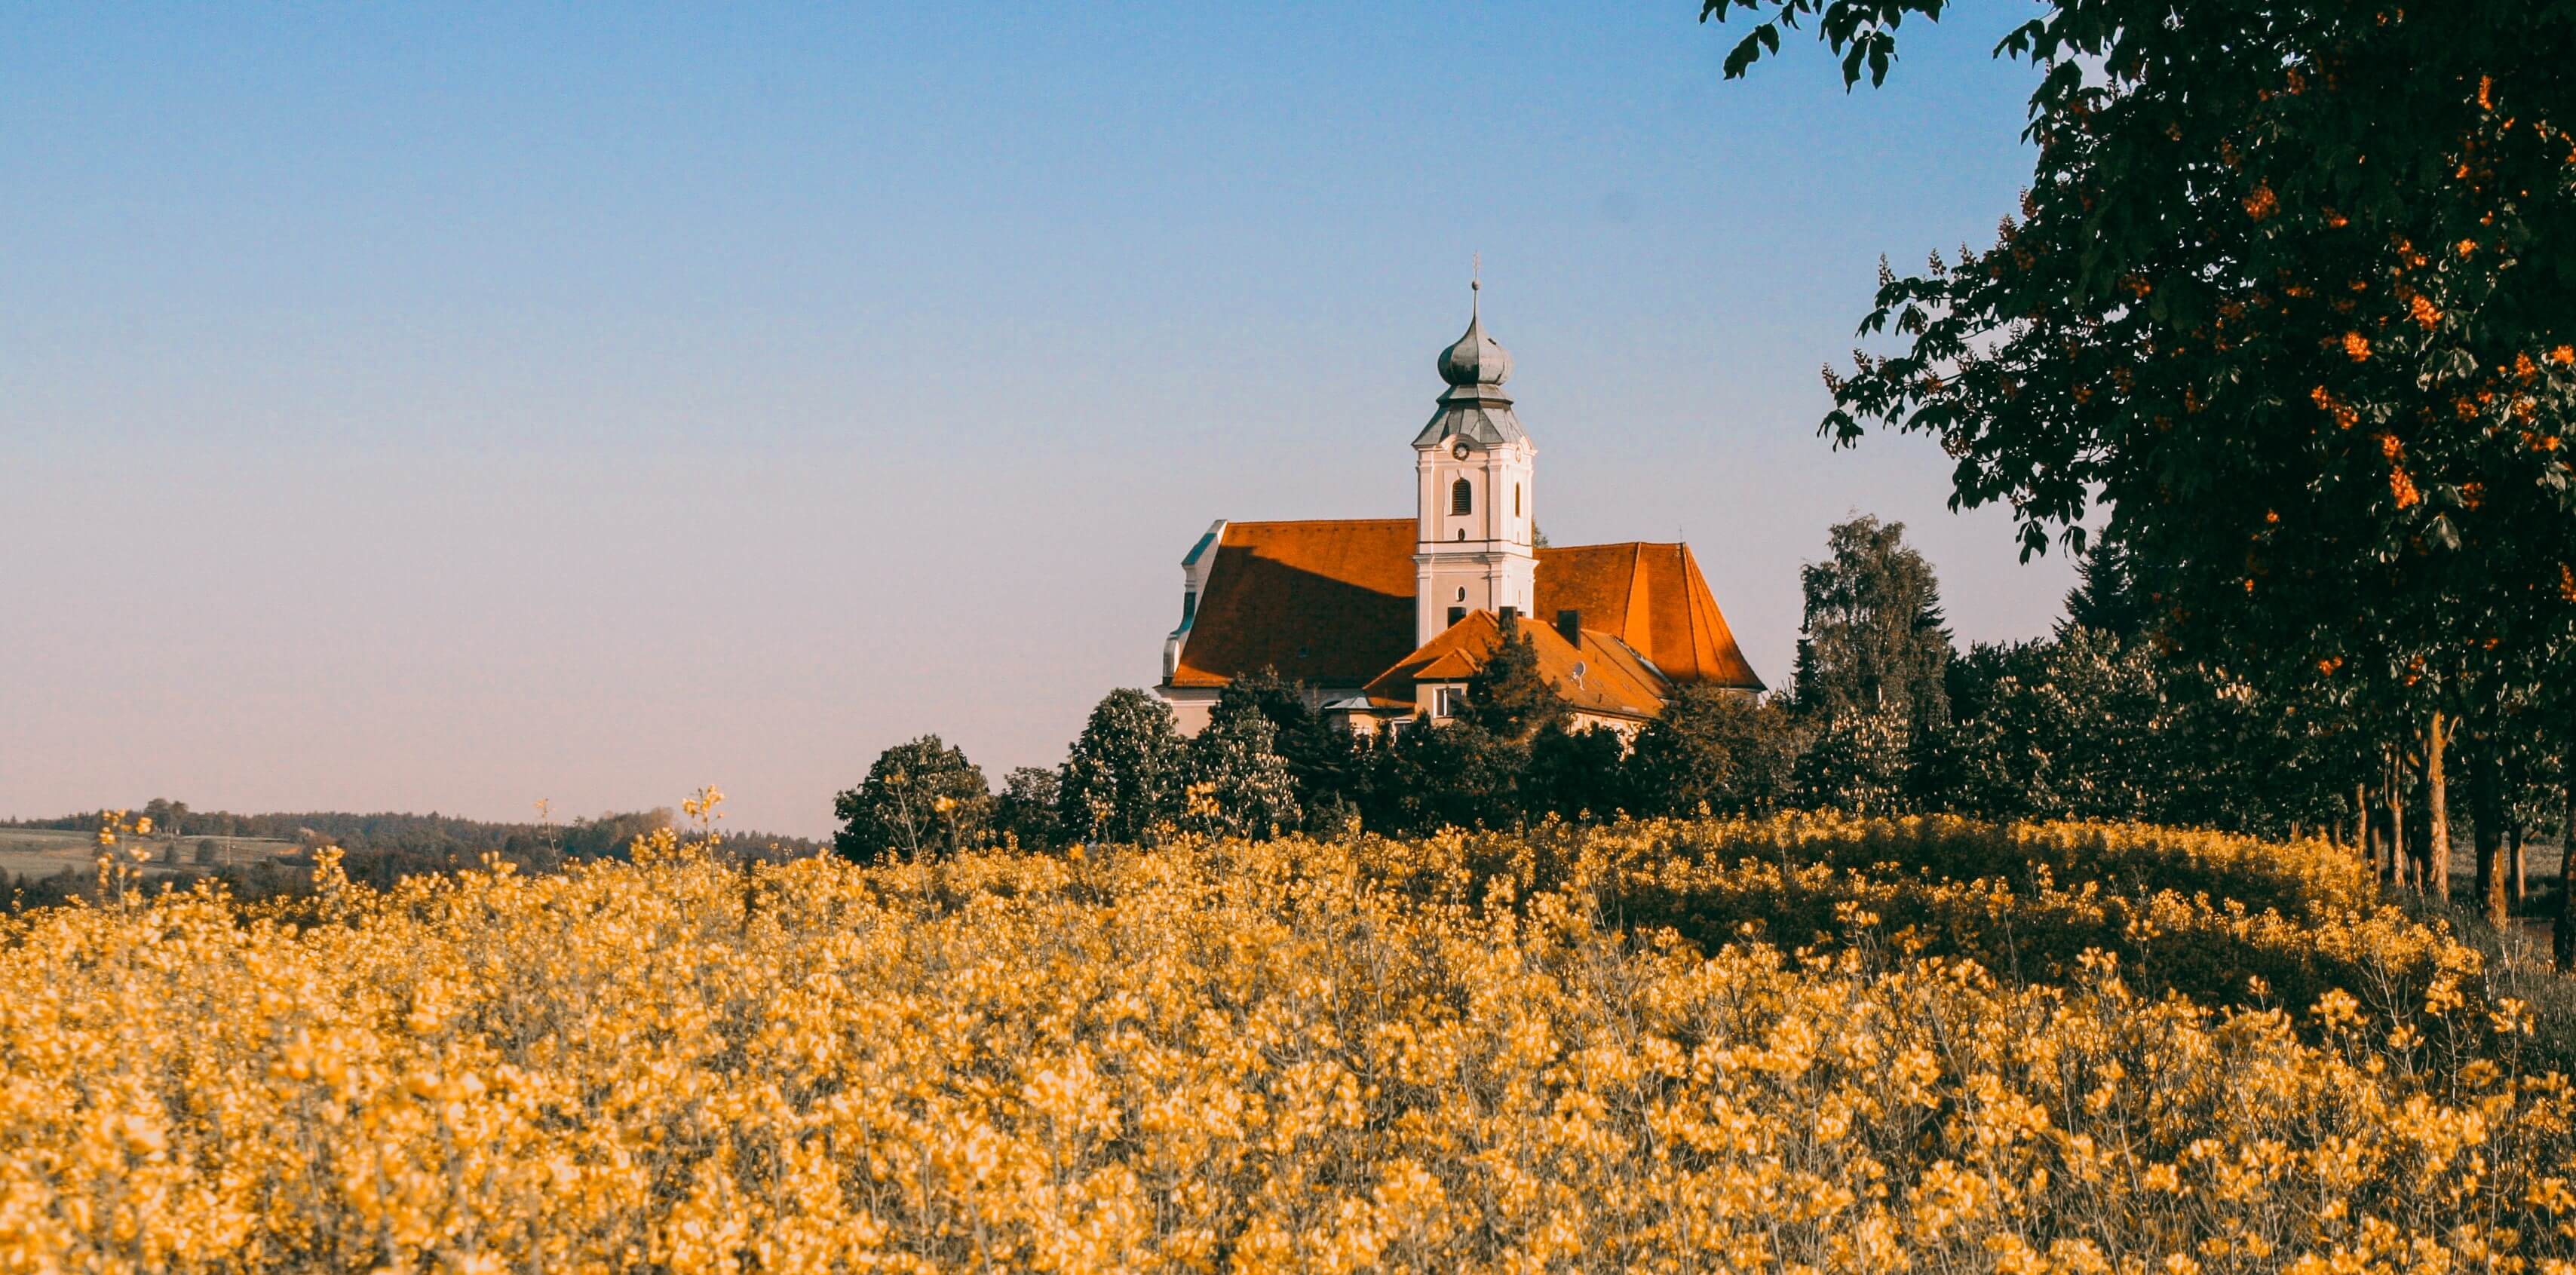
[
  {"left": 1533, "top": 542, "right": 1765, "bottom": 691},
  {"left": 1363, "top": 610, "right": 1669, "bottom": 721},
  {"left": 1164, "top": 519, "right": 1417, "bottom": 689},
  {"left": 1164, "top": 524, "right": 1765, "bottom": 696}
]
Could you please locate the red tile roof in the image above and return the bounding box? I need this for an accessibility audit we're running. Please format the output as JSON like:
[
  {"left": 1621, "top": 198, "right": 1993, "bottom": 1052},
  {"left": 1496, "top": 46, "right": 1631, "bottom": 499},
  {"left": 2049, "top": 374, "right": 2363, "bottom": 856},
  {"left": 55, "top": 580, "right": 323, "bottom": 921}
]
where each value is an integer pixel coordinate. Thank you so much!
[
  {"left": 1533, "top": 542, "right": 1765, "bottom": 691},
  {"left": 1363, "top": 610, "right": 1670, "bottom": 720},
  {"left": 1164, "top": 520, "right": 1765, "bottom": 697},
  {"left": 1165, "top": 520, "right": 1418, "bottom": 689}
]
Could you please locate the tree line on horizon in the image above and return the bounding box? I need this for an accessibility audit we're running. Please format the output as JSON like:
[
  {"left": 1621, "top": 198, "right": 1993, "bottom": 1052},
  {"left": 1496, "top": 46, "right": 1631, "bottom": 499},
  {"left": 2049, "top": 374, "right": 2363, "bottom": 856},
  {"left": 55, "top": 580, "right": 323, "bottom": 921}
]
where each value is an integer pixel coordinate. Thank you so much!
[
  {"left": 840, "top": 516, "right": 2569, "bottom": 920},
  {"left": 2, "top": 802, "right": 825, "bottom": 912}
]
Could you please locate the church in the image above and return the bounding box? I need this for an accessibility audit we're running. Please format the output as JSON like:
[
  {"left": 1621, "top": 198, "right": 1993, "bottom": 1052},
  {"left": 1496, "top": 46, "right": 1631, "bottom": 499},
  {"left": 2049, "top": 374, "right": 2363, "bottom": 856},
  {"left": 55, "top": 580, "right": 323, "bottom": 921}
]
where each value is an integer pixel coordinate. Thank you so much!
[{"left": 1157, "top": 289, "right": 1765, "bottom": 737}]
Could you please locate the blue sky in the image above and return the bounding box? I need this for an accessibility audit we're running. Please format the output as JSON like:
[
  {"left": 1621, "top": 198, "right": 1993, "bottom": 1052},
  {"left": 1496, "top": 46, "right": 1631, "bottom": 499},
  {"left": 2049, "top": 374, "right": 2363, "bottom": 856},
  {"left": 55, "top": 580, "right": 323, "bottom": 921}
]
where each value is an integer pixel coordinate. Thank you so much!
[{"left": 2, "top": 2, "right": 2068, "bottom": 835}]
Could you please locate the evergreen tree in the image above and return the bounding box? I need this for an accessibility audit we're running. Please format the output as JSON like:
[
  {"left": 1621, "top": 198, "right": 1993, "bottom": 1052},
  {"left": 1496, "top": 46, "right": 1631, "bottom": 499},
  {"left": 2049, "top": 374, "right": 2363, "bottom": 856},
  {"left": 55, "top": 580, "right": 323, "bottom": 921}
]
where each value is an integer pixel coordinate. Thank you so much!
[
  {"left": 1056, "top": 689, "right": 1187, "bottom": 844},
  {"left": 2059, "top": 533, "right": 2154, "bottom": 644},
  {"left": 1791, "top": 516, "right": 1954, "bottom": 731},
  {"left": 1465, "top": 616, "right": 1569, "bottom": 741},
  {"left": 1182, "top": 711, "right": 1302, "bottom": 838},
  {"left": 833, "top": 736, "right": 993, "bottom": 864}
]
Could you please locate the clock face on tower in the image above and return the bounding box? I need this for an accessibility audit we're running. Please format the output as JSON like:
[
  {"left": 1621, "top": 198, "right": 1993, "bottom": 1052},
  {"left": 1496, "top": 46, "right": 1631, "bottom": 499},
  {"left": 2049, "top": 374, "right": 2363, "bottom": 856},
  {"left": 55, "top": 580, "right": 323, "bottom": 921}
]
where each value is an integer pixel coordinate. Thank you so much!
[{"left": 1452, "top": 441, "right": 1471, "bottom": 461}]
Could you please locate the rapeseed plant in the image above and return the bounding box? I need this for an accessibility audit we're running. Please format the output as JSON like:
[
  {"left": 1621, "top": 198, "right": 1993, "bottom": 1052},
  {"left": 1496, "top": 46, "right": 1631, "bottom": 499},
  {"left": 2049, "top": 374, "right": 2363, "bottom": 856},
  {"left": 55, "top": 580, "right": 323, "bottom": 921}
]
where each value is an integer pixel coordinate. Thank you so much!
[{"left": 1, "top": 814, "right": 2570, "bottom": 1272}]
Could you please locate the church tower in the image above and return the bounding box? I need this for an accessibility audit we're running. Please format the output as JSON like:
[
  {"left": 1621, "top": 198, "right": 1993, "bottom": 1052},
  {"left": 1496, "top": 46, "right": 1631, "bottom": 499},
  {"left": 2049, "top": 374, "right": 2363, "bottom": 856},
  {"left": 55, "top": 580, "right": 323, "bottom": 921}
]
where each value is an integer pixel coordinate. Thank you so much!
[{"left": 1412, "top": 281, "right": 1537, "bottom": 646}]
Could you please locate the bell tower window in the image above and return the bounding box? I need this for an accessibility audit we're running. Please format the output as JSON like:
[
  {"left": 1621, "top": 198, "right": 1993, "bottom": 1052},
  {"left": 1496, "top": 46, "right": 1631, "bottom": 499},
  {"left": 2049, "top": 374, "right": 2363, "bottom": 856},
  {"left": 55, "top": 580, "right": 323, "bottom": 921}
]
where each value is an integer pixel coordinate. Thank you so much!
[{"left": 1450, "top": 477, "right": 1473, "bottom": 516}]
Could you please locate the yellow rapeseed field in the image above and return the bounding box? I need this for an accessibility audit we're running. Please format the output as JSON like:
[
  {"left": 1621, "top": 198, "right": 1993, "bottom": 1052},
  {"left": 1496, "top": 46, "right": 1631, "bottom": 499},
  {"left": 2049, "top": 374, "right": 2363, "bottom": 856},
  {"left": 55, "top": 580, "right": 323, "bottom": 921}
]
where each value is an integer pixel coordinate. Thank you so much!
[{"left": 5, "top": 811, "right": 2574, "bottom": 1273}]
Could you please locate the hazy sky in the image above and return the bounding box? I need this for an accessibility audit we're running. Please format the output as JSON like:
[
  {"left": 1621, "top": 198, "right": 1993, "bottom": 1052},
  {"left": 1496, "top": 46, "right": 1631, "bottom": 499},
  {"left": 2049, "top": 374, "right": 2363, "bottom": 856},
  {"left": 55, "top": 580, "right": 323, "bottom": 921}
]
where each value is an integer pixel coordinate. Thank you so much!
[{"left": 2, "top": 2, "right": 2072, "bottom": 837}]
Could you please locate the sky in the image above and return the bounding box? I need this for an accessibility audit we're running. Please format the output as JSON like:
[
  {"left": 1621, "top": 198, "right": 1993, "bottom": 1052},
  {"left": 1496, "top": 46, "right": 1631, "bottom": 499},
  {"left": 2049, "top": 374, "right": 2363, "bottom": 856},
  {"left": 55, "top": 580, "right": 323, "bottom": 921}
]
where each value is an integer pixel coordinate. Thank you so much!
[{"left": 1, "top": 1, "right": 2074, "bottom": 838}]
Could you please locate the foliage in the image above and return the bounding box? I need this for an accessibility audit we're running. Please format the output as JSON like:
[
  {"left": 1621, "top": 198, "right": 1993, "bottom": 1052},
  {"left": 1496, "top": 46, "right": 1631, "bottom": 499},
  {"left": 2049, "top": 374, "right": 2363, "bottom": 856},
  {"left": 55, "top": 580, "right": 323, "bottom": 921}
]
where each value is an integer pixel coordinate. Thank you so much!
[
  {"left": 1463, "top": 616, "right": 1569, "bottom": 741},
  {"left": 1705, "top": 0, "right": 2576, "bottom": 879},
  {"left": 1522, "top": 722, "right": 1632, "bottom": 821},
  {"left": 1057, "top": 688, "right": 1188, "bottom": 844},
  {"left": 1626, "top": 684, "right": 1802, "bottom": 816},
  {"left": 1182, "top": 712, "right": 1301, "bottom": 839},
  {"left": 831, "top": 735, "right": 992, "bottom": 864},
  {"left": 1795, "top": 706, "right": 1913, "bottom": 815},
  {"left": 992, "top": 766, "right": 1064, "bottom": 851},
  {"left": 1210, "top": 666, "right": 1363, "bottom": 832},
  {"left": 5, "top": 814, "right": 2571, "bottom": 1270},
  {"left": 1791, "top": 516, "right": 1952, "bottom": 731}
]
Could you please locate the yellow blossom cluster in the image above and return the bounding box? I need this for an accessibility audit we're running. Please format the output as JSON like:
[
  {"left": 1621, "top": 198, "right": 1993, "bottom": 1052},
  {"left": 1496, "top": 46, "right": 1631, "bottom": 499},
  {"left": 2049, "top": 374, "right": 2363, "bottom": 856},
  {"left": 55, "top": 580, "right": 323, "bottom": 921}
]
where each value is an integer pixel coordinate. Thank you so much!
[{"left": 3, "top": 815, "right": 2572, "bottom": 1273}]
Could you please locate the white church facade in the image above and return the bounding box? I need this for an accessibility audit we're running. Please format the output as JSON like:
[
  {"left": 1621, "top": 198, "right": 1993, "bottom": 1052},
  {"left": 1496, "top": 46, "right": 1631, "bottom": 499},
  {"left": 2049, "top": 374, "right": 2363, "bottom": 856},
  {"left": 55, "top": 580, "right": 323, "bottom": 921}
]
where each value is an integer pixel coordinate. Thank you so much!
[{"left": 1158, "top": 289, "right": 1764, "bottom": 736}]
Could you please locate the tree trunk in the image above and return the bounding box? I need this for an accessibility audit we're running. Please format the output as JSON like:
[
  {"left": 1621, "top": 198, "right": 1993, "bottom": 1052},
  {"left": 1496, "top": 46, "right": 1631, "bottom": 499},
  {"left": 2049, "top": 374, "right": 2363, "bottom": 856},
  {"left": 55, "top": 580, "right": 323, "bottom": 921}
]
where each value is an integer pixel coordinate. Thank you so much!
[
  {"left": 2474, "top": 742, "right": 2507, "bottom": 928},
  {"left": 2357, "top": 783, "right": 2378, "bottom": 870},
  {"left": 2557, "top": 746, "right": 2575, "bottom": 973},
  {"left": 2510, "top": 823, "right": 2526, "bottom": 906},
  {"left": 2425, "top": 712, "right": 2451, "bottom": 903},
  {"left": 2385, "top": 749, "right": 2408, "bottom": 887}
]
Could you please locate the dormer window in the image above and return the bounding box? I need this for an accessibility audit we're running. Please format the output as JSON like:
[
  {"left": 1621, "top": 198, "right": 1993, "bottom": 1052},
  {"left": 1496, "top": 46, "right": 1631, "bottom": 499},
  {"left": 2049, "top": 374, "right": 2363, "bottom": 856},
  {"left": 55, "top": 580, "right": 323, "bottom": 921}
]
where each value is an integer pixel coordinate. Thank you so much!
[
  {"left": 1451, "top": 477, "right": 1473, "bottom": 516},
  {"left": 1434, "top": 685, "right": 1468, "bottom": 719}
]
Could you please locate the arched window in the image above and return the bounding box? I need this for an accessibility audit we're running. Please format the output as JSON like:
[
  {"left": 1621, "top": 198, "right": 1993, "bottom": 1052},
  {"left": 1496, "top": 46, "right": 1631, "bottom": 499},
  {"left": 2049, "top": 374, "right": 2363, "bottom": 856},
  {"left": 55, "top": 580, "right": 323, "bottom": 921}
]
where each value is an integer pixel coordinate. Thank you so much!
[{"left": 1451, "top": 477, "right": 1473, "bottom": 516}]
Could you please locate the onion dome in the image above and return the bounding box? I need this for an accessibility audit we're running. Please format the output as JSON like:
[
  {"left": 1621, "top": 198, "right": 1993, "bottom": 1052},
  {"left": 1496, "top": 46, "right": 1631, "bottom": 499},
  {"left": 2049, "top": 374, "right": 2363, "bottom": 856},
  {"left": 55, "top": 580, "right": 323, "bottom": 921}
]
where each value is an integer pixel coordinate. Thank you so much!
[
  {"left": 1437, "top": 302, "right": 1513, "bottom": 388},
  {"left": 1415, "top": 280, "right": 1529, "bottom": 448}
]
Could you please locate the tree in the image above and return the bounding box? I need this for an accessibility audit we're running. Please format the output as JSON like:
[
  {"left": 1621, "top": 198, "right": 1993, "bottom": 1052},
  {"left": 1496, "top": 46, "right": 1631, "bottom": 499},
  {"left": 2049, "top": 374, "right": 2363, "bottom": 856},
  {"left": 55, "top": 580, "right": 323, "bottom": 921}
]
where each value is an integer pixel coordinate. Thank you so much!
[
  {"left": 1526, "top": 723, "right": 1633, "bottom": 821},
  {"left": 833, "top": 736, "right": 992, "bottom": 864},
  {"left": 992, "top": 767, "right": 1064, "bottom": 850},
  {"left": 1211, "top": 666, "right": 1363, "bottom": 829},
  {"left": 1795, "top": 707, "right": 1913, "bottom": 815},
  {"left": 2059, "top": 532, "right": 2152, "bottom": 644},
  {"left": 1707, "top": 0, "right": 2576, "bottom": 889},
  {"left": 1792, "top": 516, "right": 1954, "bottom": 732},
  {"left": 1182, "top": 711, "right": 1302, "bottom": 839},
  {"left": 1057, "top": 689, "right": 1188, "bottom": 844},
  {"left": 1626, "top": 685, "right": 1802, "bottom": 816}
]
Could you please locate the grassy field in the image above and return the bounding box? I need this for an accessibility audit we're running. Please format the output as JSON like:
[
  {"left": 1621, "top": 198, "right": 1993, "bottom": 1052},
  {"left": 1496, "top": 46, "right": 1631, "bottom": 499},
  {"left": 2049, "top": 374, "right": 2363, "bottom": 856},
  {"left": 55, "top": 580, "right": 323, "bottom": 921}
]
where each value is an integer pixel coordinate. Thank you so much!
[
  {"left": 2, "top": 816, "right": 2571, "bottom": 1272},
  {"left": 0, "top": 826, "right": 299, "bottom": 880}
]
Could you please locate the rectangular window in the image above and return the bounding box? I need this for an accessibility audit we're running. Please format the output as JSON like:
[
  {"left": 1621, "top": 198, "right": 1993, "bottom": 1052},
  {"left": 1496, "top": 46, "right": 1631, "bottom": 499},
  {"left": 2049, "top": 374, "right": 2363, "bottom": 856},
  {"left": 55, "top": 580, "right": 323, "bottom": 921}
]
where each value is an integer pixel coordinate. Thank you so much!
[
  {"left": 1446, "top": 605, "right": 1466, "bottom": 629},
  {"left": 1435, "top": 685, "right": 1467, "bottom": 719}
]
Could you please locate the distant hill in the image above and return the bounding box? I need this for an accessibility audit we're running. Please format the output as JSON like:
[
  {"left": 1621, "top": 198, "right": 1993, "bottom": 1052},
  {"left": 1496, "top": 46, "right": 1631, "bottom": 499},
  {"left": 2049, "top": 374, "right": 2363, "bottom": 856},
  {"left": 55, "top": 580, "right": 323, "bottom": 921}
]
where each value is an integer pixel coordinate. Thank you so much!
[{"left": 1, "top": 801, "right": 826, "bottom": 911}]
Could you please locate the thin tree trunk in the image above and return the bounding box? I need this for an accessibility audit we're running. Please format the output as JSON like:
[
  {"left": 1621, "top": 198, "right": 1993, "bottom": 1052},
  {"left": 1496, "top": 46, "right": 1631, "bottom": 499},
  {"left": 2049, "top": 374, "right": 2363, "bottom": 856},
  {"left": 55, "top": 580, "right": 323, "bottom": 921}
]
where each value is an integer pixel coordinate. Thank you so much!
[
  {"left": 2357, "top": 783, "right": 2378, "bottom": 870},
  {"left": 2511, "top": 823, "right": 2526, "bottom": 906},
  {"left": 2426, "top": 712, "right": 2452, "bottom": 903},
  {"left": 2474, "top": 741, "right": 2507, "bottom": 928},
  {"left": 2557, "top": 746, "right": 2575, "bottom": 973},
  {"left": 2386, "top": 749, "right": 2409, "bottom": 887}
]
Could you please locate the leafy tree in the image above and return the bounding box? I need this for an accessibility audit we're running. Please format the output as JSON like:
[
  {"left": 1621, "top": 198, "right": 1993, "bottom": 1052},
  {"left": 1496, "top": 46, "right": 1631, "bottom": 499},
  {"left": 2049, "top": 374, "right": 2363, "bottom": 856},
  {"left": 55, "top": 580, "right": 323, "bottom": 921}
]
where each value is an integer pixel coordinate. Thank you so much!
[
  {"left": 1389, "top": 716, "right": 1529, "bottom": 832},
  {"left": 833, "top": 736, "right": 992, "bottom": 864},
  {"left": 1526, "top": 723, "right": 1633, "bottom": 821},
  {"left": 1626, "top": 685, "right": 1802, "bottom": 817},
  {"left": 1182, "top": 711, "right": 1302, "bottom": 838},
  {"left": 1929, "top": 630, "right": 2169, "bottom": 821},
  {"left": 1706, "top": 0, "right": 2576, "bottom": 893},
  {"left": 1212, "top": 666, "right": 1363, "bottom": 827},
  {"left": 1795, "top": 707, "right": 1914, "bottom": 816},
  {"left": 1792, "top": 516, "right": 1953, "bottom": 731},
  {"left": 1058, "top": 689, "right": 1187, "bottom": 844},
  {"left": 992, "top": 767, "right": 1064, "bottom": 851}
]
